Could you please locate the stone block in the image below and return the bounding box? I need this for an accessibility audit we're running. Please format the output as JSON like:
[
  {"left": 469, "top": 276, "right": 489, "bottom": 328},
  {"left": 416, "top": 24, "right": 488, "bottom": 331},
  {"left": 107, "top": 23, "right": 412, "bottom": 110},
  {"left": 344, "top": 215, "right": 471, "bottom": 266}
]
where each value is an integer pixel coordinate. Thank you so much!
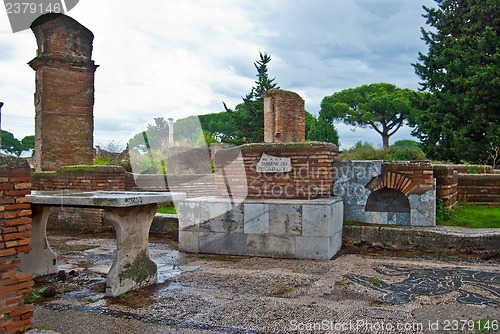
[
  {"left": 268, "top": 204, "right": 302, "bottom": 236},
  {"left": 244, "top": 203, "right": 269, "bottom": 234},
  {"left": 199, "top": 232, "right": 247, "bottom": 255},
  {"left": 179, "top": 231, "right": 199, "bottom": 253},
  {"left": 177, "top": 201, "right": 203, "bottom": 231},
  {"left": 386, "top": 212, "right": 411, "bottom": 225},
  {"left": 365, "top": 211, "right": 388, "bottom": 225},
  {"left": 201, "top": 202, "right": 244, "bottom": 233},
  {"left": 302, "top": 204, "right": 331, "bottom": 237},
  {"left": 344, "top": 204, "right": 367, "bottom": 223},
  {"left": 247, "top": 234, "right": 295, "bottom": 258},
  {"left": 331, "top": 201, "right": 344, "bottom": 234}
]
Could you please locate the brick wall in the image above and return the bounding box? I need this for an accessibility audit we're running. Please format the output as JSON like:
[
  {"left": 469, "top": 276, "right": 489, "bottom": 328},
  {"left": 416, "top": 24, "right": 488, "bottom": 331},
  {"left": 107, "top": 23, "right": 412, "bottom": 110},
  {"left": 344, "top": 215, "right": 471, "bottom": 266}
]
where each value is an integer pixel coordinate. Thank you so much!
[
  {"left": 458, "top": 174, "right": 500, "bottom": 205},
  {"left": 0, "top": 155, "right": 34, "bottom": 334},
  {"left": 125, "top": 173, "right": 215, "bottom": 198},
  {"left": 32, "top": 165, "right": 126, "bottom": 191},
  {"left": 215, "top": 142, "right": 338, "bottom": 200},
  {"left": 32, "top": 165, "right": 126, "bottom": 233},
  {"left": 380, "top": 161, "right": 434, "bottom": 194},
  {"left": 433, "top": 165, "right": 459, "bottom": 209}
]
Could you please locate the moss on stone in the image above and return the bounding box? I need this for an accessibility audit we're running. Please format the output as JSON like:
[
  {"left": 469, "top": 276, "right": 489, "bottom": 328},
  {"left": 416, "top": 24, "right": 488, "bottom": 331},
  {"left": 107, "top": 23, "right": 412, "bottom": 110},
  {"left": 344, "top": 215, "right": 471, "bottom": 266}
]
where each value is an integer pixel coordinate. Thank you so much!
[
  {"left": 118, "top": 250, "right": 157, "bottom": 285},
  {"left": 59, "top": 165, "right": 100, "bottom": 173},
  {"left": 32, "top": 171, "right": 57, "bottom": 177}
]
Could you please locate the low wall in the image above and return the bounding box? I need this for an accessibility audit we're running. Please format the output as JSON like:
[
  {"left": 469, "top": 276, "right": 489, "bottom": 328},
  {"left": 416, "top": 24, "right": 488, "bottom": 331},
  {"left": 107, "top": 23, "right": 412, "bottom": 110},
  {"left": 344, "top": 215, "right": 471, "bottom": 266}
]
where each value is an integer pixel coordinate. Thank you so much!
[
  {"left": 178, "top": 197, "right": 344, "bottom": 260},
  {"left": 215, "top": 142, "right": 338, "bottom": 200},
  {"left": 447, "top": 164, "right": 494, "bottom": 174},
  {"left": 126, "top": 173, "right": 215, "bottom": 198},
  {"left": 33, "top": 165, "right": 126, "bottom": 233},
  {"left": 32, "top": 165, "right": 126, "bottom": 191},
  {"left": 0, "top": 155, "right": 34, "bottom": 334},
  {"left": 344, "top": 225, "right": 500, "bottom": 255},
  {"left": 458, "top": 174, "right": 500, "bottom": 205},
  {"left": 34, "top": 165, "right": 215, "bottom": 233}
]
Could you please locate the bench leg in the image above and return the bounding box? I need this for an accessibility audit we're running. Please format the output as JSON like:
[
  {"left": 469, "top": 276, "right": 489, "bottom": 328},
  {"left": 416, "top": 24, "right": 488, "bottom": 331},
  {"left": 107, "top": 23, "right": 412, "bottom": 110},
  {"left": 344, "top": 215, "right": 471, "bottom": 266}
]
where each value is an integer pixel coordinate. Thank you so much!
[
  {"left": 104, "top": 204, "right": 158, "bottom": 297},
  {"left": 18, "top": 205, "right": 57, "bottom": 276}
]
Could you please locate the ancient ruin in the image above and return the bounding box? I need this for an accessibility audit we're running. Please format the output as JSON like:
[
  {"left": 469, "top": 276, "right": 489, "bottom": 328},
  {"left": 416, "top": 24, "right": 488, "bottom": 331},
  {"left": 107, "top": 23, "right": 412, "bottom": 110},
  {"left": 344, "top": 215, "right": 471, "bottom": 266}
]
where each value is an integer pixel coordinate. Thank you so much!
[
  {"left": 264, "top": 89, "right": 305, "bottom": 143},
  {"left": 179, "top": 89, "right": 344, "bottom": 260},
  {"left": 30, "top": 13, "right": 98, "bottom": 171}
]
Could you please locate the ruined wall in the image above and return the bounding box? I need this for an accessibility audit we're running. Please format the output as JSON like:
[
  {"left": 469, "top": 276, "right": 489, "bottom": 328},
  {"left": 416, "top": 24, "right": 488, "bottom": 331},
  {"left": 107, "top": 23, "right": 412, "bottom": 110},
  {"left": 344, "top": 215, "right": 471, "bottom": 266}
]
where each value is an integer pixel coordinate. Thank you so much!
[
  {"left": 334, "top": 161, "right": 436, "bottom": 226},
  {"left": 125, "top": 173, "right": 215, "bottom": 198},
  {"left": 433, "top": 165, "right": 459, "bottom": 209},
  {"left": 32, "top": 165, "right": 126, "bottom": 233},
  {"left": 30, "top": 13, "right": 97, "bottom": 171},
  {"left": 264, "top": 89, "right": 305, "bottom": 143},
  {"left": 32, "top": 165, "right": 126, "bottom": 191},
  {"left": 215, "top": 142, "right": 338, "bottom": 200},
  {"left": 0, "top": 156, "right": 34, "bottom": 334},
  {"left": 458, "top": 174, "right": 500, "bottom": 205}
]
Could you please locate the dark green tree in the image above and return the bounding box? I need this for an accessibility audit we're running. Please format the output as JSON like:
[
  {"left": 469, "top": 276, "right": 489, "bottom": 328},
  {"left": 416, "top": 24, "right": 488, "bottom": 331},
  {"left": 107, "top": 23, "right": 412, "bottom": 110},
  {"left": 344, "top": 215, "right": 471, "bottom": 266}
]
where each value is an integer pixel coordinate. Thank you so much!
[
  {"left": 320, "top": 83, "right": 417, "bottom": 148},
  {"left": 0, "top": 132, "right": 34, "bottom": 156},
  {"left": 411, "top": 0, "right": 499, "bottom": 163},
  {"left": 129, "top": 117, "right": 169, "bottom": 151},
  {"left": 306, "top": 116, "right": 340, "bottom": 146},
  {"left": 224, "top": 52, "right": 279, "bottom": 143},
  {"left": 21, "top": 135, "right": 35, "bottom": 155},
  {"left": 199, "top": 112, "right": 240, "bottom": 144}
]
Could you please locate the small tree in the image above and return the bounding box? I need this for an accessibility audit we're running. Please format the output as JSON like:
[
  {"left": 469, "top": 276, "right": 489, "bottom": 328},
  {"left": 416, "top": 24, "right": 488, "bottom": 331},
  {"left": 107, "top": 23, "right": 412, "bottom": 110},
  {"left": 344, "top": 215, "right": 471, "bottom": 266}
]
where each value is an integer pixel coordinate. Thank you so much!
[
  {"left": 224, "top": 52, "right": 279, "bottom": 143},
  {"left": 320, "top": 83, "right": 417, "bottom": 148}
]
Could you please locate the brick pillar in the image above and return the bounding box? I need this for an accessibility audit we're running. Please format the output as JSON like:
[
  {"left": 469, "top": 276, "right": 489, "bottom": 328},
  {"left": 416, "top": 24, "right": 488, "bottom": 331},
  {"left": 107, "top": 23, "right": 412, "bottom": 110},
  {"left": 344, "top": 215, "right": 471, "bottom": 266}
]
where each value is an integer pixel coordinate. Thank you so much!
[
  {"left": 264, "top": 89, "right": 305, "bottom": 143},
  {"left": 29, "top": 13, "right": 98, "bottom": 172},
  {"left": 0, "top": 155, "right": 34, "bottom": 334},
  {"left": 433, "top": 164, "right": 458, "bottom": 209}
]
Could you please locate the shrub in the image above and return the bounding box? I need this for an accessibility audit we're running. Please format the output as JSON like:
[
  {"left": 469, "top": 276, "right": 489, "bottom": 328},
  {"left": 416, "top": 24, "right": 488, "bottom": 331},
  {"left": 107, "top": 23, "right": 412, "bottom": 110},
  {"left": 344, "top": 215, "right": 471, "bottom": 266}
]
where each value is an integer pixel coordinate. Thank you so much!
[
  {"left": 384, "top": 146, "right": 427, "bottom": 161},
  {"left": 339, "top": 142, "right": 385, "bottom": 160},
  {"left": 339, "top": 141, "right": 427, "bottom": 161}
]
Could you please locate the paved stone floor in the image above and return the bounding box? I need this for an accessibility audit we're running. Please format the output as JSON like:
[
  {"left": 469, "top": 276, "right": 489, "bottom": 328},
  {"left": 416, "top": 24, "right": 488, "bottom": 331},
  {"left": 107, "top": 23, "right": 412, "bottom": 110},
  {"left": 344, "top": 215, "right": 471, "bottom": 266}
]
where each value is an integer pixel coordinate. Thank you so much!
[{"left": 30, "top": 233, "right": 499, "bottom": 333}]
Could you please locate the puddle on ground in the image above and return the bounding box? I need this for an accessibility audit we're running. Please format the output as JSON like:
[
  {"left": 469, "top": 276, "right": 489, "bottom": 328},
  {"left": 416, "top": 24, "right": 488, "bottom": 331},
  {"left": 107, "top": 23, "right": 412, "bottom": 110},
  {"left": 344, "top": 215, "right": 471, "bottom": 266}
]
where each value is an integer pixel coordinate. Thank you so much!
[{"left": 45, "top": 235, "right": 199, "bottom": 303}]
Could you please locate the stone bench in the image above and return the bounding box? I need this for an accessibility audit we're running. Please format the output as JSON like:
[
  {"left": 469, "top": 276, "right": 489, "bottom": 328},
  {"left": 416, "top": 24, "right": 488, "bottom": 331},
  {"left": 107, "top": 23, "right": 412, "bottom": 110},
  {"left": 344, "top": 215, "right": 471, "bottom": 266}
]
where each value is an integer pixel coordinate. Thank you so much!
[{"left": 19, "top": 191, "right": 185, "bottom": 296}]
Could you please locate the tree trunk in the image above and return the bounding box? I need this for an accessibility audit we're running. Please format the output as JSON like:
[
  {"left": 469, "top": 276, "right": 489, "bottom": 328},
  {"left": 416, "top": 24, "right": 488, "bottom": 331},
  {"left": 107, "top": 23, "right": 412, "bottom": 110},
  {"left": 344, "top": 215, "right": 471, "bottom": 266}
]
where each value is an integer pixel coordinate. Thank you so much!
[{"left": 382, "top": 134, "right": 389, "bottom": 149}]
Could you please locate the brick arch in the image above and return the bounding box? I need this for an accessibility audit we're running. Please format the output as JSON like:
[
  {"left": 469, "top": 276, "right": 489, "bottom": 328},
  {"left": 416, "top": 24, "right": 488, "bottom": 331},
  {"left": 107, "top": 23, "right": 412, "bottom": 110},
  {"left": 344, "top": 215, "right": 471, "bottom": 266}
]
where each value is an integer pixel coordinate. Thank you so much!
[{"left": 365, "top": 172, "right": 416, "bottom": 196}]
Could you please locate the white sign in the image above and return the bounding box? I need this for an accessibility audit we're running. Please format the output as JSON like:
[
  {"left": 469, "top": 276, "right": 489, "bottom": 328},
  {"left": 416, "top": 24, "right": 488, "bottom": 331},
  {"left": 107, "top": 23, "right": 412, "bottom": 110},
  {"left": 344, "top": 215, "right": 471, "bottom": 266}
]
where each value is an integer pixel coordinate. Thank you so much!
[{"left": 256, "top": 153, "right": 292, "bottom": 173}]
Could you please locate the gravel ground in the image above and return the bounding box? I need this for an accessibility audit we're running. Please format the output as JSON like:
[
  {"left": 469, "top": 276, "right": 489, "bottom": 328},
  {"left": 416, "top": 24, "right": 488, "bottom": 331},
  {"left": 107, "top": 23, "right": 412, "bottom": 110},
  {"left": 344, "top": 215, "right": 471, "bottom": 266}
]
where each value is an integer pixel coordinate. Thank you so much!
[{"left": 29, "top": 234, "right": 499, "bottom": 334}]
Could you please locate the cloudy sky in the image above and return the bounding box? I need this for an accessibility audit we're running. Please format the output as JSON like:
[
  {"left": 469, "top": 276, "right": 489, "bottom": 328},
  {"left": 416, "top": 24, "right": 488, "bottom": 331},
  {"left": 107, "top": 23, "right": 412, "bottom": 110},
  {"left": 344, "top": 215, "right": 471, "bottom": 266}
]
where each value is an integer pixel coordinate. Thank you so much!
[{"left": 0, "top": 0, "right": 435, "bottom": 150}]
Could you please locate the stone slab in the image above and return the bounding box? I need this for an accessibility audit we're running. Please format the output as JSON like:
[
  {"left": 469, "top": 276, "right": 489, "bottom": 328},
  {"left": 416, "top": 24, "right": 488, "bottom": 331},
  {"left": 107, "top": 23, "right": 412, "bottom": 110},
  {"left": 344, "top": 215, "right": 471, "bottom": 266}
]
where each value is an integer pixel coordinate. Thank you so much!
[{"left": 29, "top": 191, "right": 186, "bottom": 207}]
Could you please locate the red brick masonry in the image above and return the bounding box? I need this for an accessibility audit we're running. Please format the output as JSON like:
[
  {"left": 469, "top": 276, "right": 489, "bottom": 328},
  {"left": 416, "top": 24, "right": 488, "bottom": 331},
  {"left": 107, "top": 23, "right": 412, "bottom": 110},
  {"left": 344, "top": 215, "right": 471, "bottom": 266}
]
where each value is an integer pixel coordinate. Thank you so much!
[
  {"left": 0, "top": 155, "right": 34, "bottom": 334},
  {"left": 215, "top": 142, "right": 339, "bottom": 200}
]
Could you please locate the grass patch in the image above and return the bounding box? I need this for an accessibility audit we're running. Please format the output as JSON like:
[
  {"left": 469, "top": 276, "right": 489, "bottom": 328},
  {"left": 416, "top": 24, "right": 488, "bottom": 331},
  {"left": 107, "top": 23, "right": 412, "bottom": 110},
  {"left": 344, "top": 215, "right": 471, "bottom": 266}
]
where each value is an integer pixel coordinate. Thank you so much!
[
  {"left": 157, "top": 205, "right": 176, "bottom": 214},
  {"left": 24, "top": 288, "right": 45, "bottom": 304},
  {"left": 368, "top": 277, "right": 387, "bottom": 287},
  {"left": 438, "top": 205, "right": 500, "bottom": 228}
]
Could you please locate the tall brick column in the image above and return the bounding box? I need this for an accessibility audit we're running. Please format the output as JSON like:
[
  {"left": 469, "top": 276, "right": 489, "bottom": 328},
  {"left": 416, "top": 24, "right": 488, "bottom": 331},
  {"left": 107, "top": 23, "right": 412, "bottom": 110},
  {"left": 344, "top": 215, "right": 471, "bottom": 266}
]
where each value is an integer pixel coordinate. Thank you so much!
[
  {"left": 264, "top": 89, "right": 305, "bottom": 143},
  {"left": 29, "top": 13, "right": 98, "bottom": 172},
  {"left": 0, "top": 155, "right": 34, "bottom": 334}
]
